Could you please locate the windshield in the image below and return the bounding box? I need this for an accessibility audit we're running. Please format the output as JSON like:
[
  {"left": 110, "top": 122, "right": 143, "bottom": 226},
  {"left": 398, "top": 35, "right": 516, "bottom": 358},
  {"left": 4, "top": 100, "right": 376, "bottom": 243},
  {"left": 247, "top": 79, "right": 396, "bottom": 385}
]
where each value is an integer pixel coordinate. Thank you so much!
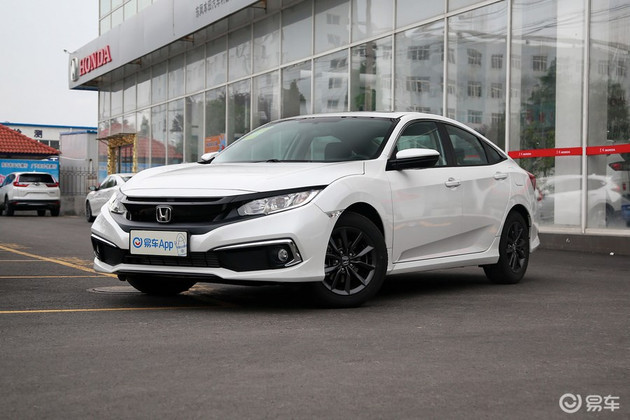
[{"left": 213, "top": 117, "right": 397, "bottom": 163}]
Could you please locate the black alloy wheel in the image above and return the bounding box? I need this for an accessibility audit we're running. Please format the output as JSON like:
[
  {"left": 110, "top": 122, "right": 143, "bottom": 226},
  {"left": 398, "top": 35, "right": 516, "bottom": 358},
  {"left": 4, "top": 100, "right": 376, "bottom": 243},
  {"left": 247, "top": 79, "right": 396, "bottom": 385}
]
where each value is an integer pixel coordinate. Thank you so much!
[
  {"left": 311, "top": 212, "right": 387, "bottom": 308},
  {"left": 484, "top": 211, "right": 529, "bottom": 284},
  {"left": 86, "top": 202, "right": 95, "bottom": 222}
]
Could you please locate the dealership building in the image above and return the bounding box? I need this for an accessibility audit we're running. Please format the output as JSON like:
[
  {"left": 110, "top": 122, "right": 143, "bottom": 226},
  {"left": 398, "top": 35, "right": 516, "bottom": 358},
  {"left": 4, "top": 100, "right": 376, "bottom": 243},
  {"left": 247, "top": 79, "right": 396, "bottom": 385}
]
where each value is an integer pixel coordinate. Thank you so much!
[{"left": 69, "top": 0, "right": 630, "bottom": 246}]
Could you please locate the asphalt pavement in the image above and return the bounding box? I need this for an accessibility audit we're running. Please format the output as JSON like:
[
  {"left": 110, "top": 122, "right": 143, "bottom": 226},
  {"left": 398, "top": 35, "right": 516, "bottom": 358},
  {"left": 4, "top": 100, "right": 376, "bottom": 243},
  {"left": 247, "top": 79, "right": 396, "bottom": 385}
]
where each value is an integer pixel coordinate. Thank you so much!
[{"left": 0, "top": 214, "right": 628, "bottom": 419}]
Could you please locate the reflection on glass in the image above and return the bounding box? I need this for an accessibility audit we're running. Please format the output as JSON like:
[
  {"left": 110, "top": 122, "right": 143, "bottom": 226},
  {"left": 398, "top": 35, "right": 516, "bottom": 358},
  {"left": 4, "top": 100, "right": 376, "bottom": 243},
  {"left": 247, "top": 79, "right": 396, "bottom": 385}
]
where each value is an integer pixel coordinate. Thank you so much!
[
  {"left": 207, "top": 36, "right": 227, "bottom": 88},
  {"left": 448, "top": 1, "right": 507, "bottom": 147},
  {"left": 168, "top": 54, "right": 185, "bottom": 99},
  {"left": 137, "top": 68, "right": 151, "bottom": 108},
  {"left": 168, "top": 99, "right": 184, "bottom": 165},
  {"left": 186, "top": 46, "right": 205, "bottom": 94},
  {"left": 282, "top": 61, "right": 312, "bottom": 118},
  {"left": 123, "top": 113, "right": 136, "bottom": 134},
  {"left": 395, "top": 21, "right": 443, "bottom": 113},
  {"left": 351, "top": 37, "right": 392, "bottom": 111},
  {"left": 254, "top": 14, "right": 280, "bottom": 73},
  {"left": 136, "top": 109, "right": 150, "bottom": 171},
  {"left": 229, "top": 27, "right": 251, "bottom": 80},
  {"left": 314, "top": 50, "right": 348, "bottom": 113},
  {"left": 510, "top": 0, "right": 584, "bottom": 227},
  {"left": 123, "top": 75, "right": 136, "bottom": 114},
  {"left": 396, "top": 0, "right": 443, "bottom": 28},
  {"left": 282, "top": 0, "right": 312, "bottom": 64},
  {"left": 99, "top": 89, "right": 110, "bottom": 120},
  {"left": 152, "top": 62, "right": 167, "bottom": 104},
  {"left": 253, "top": 71, "right": 280, "bottom": 129},
  {"left": 315, "top": 0, "right": 350, "bottom": 54},
  {"left": 228, "top": 81, "right": 251, "bottom": 144},
  {"left": 151, "top": 104, "right": 167, "bottom": 167},
  {"left": 352, "top": 0, "right": 392, "bottom": 42},
  {"left": 111, "top": 80, "right": 123, "bottom": 116},
  {"left": 205, "top": 87, "right": 227, "bottom": 154},
  {"left": 185, "top": 94, "right": 204, "bottom": 163},
  {"left": 588, "top": 0, "right": 630, "bottom": 229}
]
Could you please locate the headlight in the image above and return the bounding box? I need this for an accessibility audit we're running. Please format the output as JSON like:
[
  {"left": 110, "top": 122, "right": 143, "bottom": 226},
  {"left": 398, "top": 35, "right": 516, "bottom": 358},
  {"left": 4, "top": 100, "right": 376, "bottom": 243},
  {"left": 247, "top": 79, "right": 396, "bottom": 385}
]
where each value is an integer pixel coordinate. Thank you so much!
[
  {"left": 237, "top": 189, "right": 321, "bottom": 216},
  {"left": 108, "top": 191, "right": 127, "bottom": 215}
]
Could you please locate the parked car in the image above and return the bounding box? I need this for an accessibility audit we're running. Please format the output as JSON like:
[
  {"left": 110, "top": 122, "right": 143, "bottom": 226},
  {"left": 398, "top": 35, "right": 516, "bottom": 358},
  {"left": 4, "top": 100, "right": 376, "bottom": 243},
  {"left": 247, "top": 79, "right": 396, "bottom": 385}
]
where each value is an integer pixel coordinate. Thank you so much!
[
  {"left": 90, "top": 112, "right": 540, "bottom": 307},
  {"left": 0, "top": 172, "right": 60, "bottom": 216},
  {"left": 86, "top": 173, "right": 134, "bottom": 222},
  {"left": 537, "top": 174, "right": 622, "bottom": 227}
]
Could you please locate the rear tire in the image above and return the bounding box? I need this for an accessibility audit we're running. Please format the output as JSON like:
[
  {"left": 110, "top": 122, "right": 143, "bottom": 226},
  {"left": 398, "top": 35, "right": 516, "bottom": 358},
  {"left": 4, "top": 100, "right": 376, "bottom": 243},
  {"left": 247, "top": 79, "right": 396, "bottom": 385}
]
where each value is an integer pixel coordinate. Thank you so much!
[
  {"left": 50, "top": 207, "right": 60, "bottom": 217},
  {"left": 125, "top": 275, "right": 196, "bottom": 296},
  {"left": 37, "top": 209, "right": 46, "bottom": 216},
  {"left": 309, "top": 212, "right": 387, "bottom": 308},
  {"left": 4, "top": 197, "right": 14, "bottom": 216},
  {"left": 484, "top": 212, "right": 529, "bottom": 284},
  {"left": 86, "top": 202, "right": 95, "bottom": 222}
]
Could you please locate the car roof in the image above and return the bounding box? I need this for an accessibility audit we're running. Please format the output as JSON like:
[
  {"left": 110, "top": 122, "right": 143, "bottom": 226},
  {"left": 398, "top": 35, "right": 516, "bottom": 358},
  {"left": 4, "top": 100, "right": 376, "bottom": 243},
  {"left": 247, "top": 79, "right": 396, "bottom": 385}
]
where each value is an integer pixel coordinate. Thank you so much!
[{"left": 279, "top": 111, "right": 452, "bottom": 122}]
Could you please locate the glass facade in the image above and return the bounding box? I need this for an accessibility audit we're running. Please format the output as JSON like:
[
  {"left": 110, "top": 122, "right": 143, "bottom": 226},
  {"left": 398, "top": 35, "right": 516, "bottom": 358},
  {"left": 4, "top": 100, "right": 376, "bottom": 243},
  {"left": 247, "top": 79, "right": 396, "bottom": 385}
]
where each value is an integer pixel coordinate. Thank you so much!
[{"left": 93, "top": 0, "right": 630, "bottom": 235}]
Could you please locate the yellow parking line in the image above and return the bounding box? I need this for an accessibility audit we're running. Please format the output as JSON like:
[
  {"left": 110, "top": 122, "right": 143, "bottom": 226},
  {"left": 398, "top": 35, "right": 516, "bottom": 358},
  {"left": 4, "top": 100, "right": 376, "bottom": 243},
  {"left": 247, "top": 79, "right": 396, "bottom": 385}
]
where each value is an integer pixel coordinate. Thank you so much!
[
  {"left": 0, "top": 306, "right": 210, "bottom": 315},
  {"left": 0, "top": 244, "right": 115, "bottom": 277},
  {"left": 0, "top": 276, "right": 108, "bottom": 279}
]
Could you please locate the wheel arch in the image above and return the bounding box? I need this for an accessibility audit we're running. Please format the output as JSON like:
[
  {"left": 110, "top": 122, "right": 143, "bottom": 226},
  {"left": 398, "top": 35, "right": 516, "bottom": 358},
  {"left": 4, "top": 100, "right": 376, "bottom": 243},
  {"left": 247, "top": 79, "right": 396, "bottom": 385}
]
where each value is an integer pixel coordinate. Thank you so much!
[{"left": 343, "top": 202, "right": 385, "bottom": 237}]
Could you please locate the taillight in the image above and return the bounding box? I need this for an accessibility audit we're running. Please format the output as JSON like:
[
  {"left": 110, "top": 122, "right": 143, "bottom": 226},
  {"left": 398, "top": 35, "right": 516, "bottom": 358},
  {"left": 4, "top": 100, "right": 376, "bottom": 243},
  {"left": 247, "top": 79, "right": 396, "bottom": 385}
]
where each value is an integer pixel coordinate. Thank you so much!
[
  {"left": 526, "top": 171, "right": 537, "bottom": 190},
  {"left": 13, "top": 181, "right": 28, "bottom": 187},
  {"left": 46, "top": 182, "right": 59, "bottom": 187},
  {"left": 609, "top": 162, "right": 623, "bottom": 171}
]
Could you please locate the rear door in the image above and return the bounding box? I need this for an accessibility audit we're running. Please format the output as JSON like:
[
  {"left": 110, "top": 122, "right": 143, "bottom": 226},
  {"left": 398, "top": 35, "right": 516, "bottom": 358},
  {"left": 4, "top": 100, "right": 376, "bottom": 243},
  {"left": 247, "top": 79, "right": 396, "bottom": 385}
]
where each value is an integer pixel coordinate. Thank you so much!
[{"left": 440, "top": 123, "right": 511, "bottom": 254}]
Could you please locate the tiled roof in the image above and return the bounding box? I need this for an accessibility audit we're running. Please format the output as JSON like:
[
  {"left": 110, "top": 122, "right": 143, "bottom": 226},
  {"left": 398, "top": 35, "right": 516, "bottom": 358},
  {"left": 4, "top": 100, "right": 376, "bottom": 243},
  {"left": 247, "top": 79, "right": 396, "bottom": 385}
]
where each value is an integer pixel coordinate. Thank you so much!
[{"left": 0, "top": 123, "right": 60, "bottom": 155}]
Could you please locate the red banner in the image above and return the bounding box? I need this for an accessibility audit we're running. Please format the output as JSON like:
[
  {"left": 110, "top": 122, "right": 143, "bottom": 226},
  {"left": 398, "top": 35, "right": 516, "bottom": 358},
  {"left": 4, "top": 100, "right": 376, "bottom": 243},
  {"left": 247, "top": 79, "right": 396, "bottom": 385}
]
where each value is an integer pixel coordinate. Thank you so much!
[
  {"left": 508, "top": 143, "right": 630, "bottom": 159},
  {"left": 586, "top": 143, "right": 630, "bottom": 156},
  {"left": 508, "top": 147, "right": 582, "bottom": 159}
]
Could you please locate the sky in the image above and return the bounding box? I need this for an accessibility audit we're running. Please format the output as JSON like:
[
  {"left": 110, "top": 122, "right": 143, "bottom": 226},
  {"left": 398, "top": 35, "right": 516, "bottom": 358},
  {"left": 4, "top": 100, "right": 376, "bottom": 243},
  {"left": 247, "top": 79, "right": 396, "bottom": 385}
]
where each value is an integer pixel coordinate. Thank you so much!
[{"left": 0, "top": 0, "right": 99, "bottom": 127}]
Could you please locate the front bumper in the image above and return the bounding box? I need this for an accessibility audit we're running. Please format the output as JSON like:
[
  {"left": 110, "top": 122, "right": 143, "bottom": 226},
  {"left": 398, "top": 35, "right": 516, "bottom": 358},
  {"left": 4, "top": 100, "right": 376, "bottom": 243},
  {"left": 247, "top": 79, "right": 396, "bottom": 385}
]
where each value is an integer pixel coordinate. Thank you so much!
[{"left": 91, "top": 203, "right": 334, "bottom": 283}]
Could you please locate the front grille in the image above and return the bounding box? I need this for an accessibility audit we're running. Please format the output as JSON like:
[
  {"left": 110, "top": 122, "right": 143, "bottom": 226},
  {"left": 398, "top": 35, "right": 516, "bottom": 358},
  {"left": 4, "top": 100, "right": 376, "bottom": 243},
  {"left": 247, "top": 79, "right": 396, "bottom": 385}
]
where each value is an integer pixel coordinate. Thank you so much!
[{"left": 124, "top": 199, "right": 232, "bottom": 224}]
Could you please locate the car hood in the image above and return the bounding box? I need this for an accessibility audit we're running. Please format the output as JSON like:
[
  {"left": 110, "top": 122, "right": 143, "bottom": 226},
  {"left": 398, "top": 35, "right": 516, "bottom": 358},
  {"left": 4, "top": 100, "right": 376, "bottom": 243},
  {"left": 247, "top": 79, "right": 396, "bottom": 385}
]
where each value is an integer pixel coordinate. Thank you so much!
[{"left": 121, "top": 161, "right": 365, "bottom": 197}]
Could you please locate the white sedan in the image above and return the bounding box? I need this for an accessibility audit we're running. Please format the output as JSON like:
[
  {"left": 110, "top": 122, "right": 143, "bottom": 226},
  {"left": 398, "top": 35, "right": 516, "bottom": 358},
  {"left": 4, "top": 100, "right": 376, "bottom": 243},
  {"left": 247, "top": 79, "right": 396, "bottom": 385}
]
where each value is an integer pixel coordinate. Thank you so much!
[
  {"left": 85, "top": 173, "right": 134, "bottom": 222},
  {"left": 90, "top": 112, "right": 540, "bottom": 307}
]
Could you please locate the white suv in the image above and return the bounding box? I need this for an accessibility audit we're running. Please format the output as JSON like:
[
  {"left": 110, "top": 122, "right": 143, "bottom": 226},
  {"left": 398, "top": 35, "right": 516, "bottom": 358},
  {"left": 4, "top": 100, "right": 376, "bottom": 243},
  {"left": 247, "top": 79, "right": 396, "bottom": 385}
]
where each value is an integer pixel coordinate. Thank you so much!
[
  {"left": 0, "top": 172, "right": 61, "bottom": 216},
  {"left": 91, "top": 112, "right": 540, "bottom": 307}
]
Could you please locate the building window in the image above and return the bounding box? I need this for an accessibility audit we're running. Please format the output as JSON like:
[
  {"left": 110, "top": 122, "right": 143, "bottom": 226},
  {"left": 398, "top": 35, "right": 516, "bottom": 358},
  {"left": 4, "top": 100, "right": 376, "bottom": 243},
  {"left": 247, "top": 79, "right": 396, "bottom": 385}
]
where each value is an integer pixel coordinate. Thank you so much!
[
  {"left": 327, "top": 13, "right": 340, "bottom": 25},
  {"left": 468, "top": 48, "right": 482, "bottom": 66},
  {"left": 491, "top": 54, "right": 503, "bottom": 69},
  {"left": 406, "top": 77, "right": 430, "bottom": 93},
  {"left": 408, "top": 106, "right": 431, "bottom": 113},
  {"left": 490, "top": 83, "right": 503, "bottom": 99},
  {"left": 467, "top": 81, "right": 482, "bottom": 97},
  {"left": 533, "top": 55, "right": 548, "bottom": 72},
  {"left": 616, "top": 60, "right": 627, "bottom": 77},
  {"left": 598, "top": 60, "right": 610, "bottom": 75},
  {"left": 447, "top": 80, "right": 457, "bottom": 95},
  {"left": 511, "top": 55, "right": 521, "bottom": 68},
  {"left": 407, "top": 45, "right": 431, "bottom": 60},
  {"left": 467, "top": 110, "right": 482, "bottom": 124},
  {"left": 329, "top": 77, "right": 343, "bottom": 89},
  {"left": 330, "top": 58, "right": 347, "bottom": 69},
  {"left": 327, "top": 99, "right": 339, "bottom": 109}
]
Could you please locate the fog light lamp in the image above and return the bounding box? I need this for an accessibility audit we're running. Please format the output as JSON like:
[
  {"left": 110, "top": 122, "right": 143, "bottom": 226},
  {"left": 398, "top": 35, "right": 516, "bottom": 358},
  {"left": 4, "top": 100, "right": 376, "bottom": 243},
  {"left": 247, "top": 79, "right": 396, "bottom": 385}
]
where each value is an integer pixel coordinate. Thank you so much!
[{"left": 277, "top": 248, "right": 290, "bottom": 263}]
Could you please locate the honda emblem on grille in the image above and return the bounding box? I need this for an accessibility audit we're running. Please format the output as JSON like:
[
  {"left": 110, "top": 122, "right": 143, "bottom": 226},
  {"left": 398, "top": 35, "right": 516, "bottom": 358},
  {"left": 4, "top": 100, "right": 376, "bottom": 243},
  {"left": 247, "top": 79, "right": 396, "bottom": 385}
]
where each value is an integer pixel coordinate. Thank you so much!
[{"left": 156, "top": 205, "right": 173, "bottom": 223}]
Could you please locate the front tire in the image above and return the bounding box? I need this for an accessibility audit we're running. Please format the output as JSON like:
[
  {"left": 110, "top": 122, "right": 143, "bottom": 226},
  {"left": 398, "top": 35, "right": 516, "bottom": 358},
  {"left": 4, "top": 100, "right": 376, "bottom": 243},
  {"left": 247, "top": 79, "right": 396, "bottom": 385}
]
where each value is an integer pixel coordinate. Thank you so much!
[
  {"left": 484, "top": 212, "right": 530, "bottom": 284},
  {"left": 124, "top": 275, "right": 196, "bottom": 296},
  {"left": 310, "top": 212, "right": 387, "bottom": 308},
  {"left": 4, "top": 197, "right": 14, "bottom": 216}
]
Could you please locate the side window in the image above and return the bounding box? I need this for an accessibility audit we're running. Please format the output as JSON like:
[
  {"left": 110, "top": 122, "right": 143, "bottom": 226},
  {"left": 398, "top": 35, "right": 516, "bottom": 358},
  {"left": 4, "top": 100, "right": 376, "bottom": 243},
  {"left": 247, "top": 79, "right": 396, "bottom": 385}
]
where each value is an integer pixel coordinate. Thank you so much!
[
  {"left": 445, "top": 124, "right": 489, "bottom": 166},
  {"left": 394, "top": 121, "right": 446, "bottom": 166}
]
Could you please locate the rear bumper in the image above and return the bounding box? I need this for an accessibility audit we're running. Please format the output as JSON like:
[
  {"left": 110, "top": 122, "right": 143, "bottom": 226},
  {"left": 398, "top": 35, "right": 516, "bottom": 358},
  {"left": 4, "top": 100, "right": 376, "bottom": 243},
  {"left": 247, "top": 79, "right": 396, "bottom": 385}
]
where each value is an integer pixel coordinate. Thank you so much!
[{"left": 7, "top": 199, "right": 60, "bottom": 210}]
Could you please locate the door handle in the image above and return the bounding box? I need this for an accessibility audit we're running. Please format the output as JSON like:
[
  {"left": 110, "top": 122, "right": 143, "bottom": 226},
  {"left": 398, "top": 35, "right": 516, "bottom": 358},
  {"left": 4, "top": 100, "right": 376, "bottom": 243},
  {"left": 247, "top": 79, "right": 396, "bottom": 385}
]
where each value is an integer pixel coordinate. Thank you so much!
[
  {"left": 493, "top": 172, "right": 508, "bottom": 180},
  {"left": 445, "top": 177, "right": 461, "bottom": 188}
]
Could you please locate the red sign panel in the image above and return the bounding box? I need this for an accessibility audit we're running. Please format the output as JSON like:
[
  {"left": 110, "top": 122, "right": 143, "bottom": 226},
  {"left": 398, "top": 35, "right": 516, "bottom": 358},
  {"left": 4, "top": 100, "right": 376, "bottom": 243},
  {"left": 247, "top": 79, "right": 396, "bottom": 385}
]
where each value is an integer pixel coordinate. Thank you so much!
[{"left": 586, "top": 143, "right": 630, "bottom": 156}]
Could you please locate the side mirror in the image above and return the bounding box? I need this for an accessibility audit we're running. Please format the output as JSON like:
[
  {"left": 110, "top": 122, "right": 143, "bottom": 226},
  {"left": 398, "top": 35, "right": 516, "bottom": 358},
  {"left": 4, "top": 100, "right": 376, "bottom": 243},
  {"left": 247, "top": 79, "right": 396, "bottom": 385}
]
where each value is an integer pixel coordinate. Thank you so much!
[
  {"left": 386, "top": 148, "right": 441, "bottom": 171},
  {"left": 89, "top": 185, "right": 97, "bottom": 192},
  {"left": 199, "top": 152, "right": 219, "bottom": 163}
]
